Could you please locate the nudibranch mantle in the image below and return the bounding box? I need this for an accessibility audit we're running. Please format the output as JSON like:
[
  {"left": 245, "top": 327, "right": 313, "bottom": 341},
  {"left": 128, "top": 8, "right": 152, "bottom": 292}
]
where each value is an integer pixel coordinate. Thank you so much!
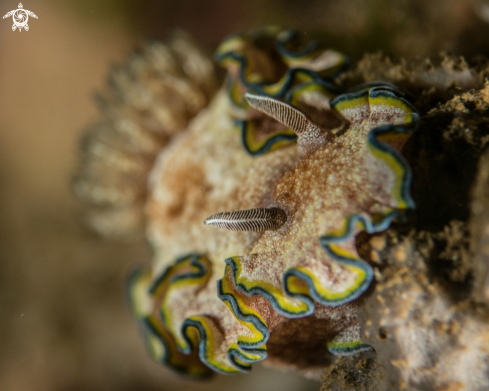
[
  {"left": 127, "top": 30, "right": 419, "bottom": 378},
  {"left": 225, "top": 87, "right": 418, "bottom": 315}
]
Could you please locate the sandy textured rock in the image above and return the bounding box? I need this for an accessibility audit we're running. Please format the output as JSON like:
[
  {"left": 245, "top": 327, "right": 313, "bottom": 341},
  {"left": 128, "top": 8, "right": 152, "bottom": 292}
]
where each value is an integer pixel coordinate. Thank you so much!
[{"left": 322, "top": 72, "right": 489, "bottom": 391}]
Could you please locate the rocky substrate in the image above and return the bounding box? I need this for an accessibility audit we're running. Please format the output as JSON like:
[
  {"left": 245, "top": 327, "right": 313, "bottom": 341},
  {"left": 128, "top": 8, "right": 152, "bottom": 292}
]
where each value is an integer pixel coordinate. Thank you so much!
[{"left": 322, "top": 56, "right": 489, "bottom": 391}]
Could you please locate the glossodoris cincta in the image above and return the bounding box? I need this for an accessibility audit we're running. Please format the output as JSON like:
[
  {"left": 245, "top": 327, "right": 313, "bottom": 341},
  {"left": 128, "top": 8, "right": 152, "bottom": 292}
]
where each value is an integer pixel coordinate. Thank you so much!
[{"left": 76, "top": 29, "right": 419, "bottom": 379}]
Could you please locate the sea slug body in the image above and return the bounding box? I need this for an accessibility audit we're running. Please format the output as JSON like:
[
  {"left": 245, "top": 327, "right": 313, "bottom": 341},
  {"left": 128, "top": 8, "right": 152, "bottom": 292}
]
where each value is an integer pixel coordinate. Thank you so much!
[
  {"left": 77, "top": 28, "right": 420, "bottom": 379},
  {"left": 124, "top": 29, "right": 419, "bottom": 378}
]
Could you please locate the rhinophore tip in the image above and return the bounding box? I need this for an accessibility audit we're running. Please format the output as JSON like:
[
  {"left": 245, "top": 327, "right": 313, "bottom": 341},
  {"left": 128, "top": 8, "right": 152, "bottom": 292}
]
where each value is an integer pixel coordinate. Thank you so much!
[{"left": 244, "top": 93, "right": 324, "bottom": 141}]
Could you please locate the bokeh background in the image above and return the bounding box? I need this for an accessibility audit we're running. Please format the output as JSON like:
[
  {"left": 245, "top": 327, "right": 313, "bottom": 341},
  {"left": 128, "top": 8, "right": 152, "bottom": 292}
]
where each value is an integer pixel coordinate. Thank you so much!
[{"left": 2, "top": 1, "right": 489, "bottom": 390}]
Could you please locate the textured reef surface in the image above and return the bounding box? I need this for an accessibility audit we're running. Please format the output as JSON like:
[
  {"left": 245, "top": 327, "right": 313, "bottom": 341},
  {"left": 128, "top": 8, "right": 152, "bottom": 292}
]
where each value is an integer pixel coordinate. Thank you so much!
[{"left": 74, "top": 29, "right": 489, "bottom": 390}]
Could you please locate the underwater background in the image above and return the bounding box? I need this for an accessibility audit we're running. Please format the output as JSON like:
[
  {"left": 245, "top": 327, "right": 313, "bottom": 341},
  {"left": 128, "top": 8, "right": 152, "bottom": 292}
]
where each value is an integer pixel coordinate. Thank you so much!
[{"left": 2, "top": 0, "right": 489, "bottom": 390}]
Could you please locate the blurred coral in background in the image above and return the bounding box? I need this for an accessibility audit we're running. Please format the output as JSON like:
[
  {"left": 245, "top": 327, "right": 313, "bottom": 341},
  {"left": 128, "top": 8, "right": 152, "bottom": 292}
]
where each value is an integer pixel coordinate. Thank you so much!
[{"left": 2, "top": 0, "right": 489, "bottom": 390}]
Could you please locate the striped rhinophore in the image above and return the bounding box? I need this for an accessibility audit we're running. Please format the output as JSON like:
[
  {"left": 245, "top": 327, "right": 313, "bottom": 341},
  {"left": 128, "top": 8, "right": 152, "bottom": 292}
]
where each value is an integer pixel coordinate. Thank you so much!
[
  {"left": 244, "top": 93, "right": 323, "bottom": 141},
  {"left": 204, "top": 207, "right": 287, "bottom": 232}
]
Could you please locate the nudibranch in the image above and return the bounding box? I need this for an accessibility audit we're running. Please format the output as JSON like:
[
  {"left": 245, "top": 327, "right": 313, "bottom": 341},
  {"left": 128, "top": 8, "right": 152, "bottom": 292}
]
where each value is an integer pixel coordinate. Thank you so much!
[
  {"left": 77, "top": 29, "right": 420, "bottom": 379},
  {"left": 73, "top": 32, "right": 217, "bottom": 240}
]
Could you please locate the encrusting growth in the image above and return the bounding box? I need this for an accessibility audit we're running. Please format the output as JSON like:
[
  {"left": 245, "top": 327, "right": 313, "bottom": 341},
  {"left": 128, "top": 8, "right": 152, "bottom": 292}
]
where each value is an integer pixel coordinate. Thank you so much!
[{"left": 204, "top": 207, "right": 287, "bottom": 232}]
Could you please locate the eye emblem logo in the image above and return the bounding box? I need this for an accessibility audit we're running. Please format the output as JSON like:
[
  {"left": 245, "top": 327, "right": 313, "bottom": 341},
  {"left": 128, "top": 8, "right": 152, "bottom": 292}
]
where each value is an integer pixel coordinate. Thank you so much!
[{"left": 3, "top": 3, "right": 38, "bottom": 32}]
